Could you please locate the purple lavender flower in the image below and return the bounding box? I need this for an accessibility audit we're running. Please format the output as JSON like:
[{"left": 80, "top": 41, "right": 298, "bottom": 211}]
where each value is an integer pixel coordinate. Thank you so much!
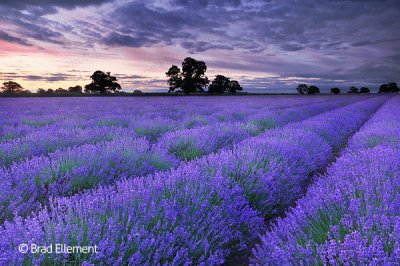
[{"left": 252, "top": 96, "right": 400, "bottom": 265}]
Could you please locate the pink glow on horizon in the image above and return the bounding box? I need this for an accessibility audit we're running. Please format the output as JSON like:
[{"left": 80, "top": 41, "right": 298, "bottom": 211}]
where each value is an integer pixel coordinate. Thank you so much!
[{"left": 0, "top": 40, "right": 63, "bottom": 56}]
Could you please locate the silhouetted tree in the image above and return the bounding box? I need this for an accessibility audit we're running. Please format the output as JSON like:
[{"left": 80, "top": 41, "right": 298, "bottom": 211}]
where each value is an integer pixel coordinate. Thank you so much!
[
  {"left": 56, "top": 88, "right": 67, "bottom": 94},
  {"left": 47, "top": 89, "right": 54, "bottom": 94},
  {"left": 208, "top": 75, "right": 230, "bottom": 94},
  {"left": 37, "top": 88, "right": 46, "bottom": 94},
  {"left": 379, "top": 82, "right": 399, "bottom": 93},
  {"left": 308, "top": 85, "right": 320, "bottom": 94},
  {"left": 166, "top": 57, "right": 209, "bottom": 94},
  {"left": 348, "top": 86, "right": 359, "bottom": 93},
  {"left": 1, "top": 81, "right": 23, "bottom": 94},
  {"left": 133, "top": 89, "right": 143, "bottom": 94},
  {"left": 379, "top": 83, "right": 389, "bottom": 93},
  {"left": 296, "top": 84, "right": 319, "bottom": 94},
  {"left": 388, "top": 82, "right": 400, "bottom": 92},
  {"left": 330, "top": 87, "right": 341, "bottom": 94},
  {"left": 296, "top": 84, "right": 308, "bottom": 94},
  {"left": 85, "top": 71, "right": 121, "bottom": 94},
  {"left": 166, "top": 65, "right": 182, "bottom": 92},
  {"left": 68, "top": 85, "right": 83, "bottom": 93},
  {"left": 359, "top": 87, "right": 370, "bottom": 93},
  {"left": 181, "top": 57, "right": 208, "bottom": 94},
  {"left": 228, "top": 80, "right": 243, "bottom": 94},
  {"left": 208, "top": 75, "right": 243, "bottom": 94}
]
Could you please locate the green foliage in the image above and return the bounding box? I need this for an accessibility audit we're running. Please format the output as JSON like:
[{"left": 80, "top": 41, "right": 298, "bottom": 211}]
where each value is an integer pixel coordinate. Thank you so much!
[{"left": 169, "top": 139, "right": 203, "bottom": 160}]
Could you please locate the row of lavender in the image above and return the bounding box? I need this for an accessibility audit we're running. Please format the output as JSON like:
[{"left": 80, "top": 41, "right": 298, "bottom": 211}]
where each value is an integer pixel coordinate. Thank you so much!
[
  {"left": 0, "top": 96, "right": 388, "bottom": 265},
  {"left": 0, "top": 97, "right": 357, "bottom": 223},
  {"left": 0, "top": 96, "right": 330, "bottom": 139},
  {"left": 252, "top": 95, "right": 400, "bottom": 265},
  {"left": 0, "top": 96, "right": 353, "bottom": 166}
]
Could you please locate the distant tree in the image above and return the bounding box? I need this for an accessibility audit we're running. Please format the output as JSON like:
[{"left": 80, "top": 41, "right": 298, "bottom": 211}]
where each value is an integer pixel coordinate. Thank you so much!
[
  {"left": 56, "top": 88, "right": 67, "bottom": 94},
  {"left": 208, "top": 75, "right": 230, "bottom": 94},
  {"left": 228, "top": 80, "right": 243, "bottom": 94},
  {"left": 348, "top": 86, "right": 359, "bottom": 93},
  {"left": 166, "top": 57, "right": 209, "bottom": 94},
  {"left": 37, "top": 88, "right": 46, "bottom": 94},
  {"left": 388, "top": 82, "right": 400, "bottom": 92},
  {"left": 378, "top": 82, "right": 399, "bottom": 93},
  {"left": 208, "top": 75, "right": 243, "bottom": 94},
  {"left": 166, "top": 65, "right": 182, "bottom": 92},
  {"left": 296, "top": 84, "right": 308, "bottom": 94},
  {"left": 308, "top": 85, "right": 320, "bottom": 94},
  {"left": 133, "top": 89, "right": 143, "bottom": 94},
  {"left": 47, "top": 89, "right": 54, "bottom": 94},
  {"left": 114, "top": 91, "right": 128, "bottom": 95},
  {"left": 68, "top": 85, "right": 83, "bottom": 93},
  {"left": 296, "top": 84, "right": 319, "bottom": 94},
  {"left": 1, "top": 81, "right": 24, "bottom": 94},
  {"left": 85, "top": 71, "right": 121, "bottom": 94},
  {"left": 330, "top": 87, "right": 341, "bottom": 94},
  {"left": 379, "top": 83, "right": 389, "bottom": 93},
  {"left": 359, "top": 87, "right": 370, "bottom": 93}
]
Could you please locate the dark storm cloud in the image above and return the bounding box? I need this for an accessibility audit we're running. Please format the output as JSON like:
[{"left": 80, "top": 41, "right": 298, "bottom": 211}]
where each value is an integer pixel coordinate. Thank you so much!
[
  {"left": 244, "top": 0, "right": 400, "bottom": 53},
  {"left": 101, "top": 2, "right": 210, "bottom": 48},
  {"left": 97, "top": 0, "right": 400, "bottom": 56}
]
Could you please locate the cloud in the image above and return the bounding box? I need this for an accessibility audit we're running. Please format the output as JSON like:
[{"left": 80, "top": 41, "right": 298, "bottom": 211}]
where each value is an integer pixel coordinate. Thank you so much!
[
  {"left": 0, "top": 30, "right": 31, "bottom": 46},
  {"left": 100, "top": 2, "right": 200, "bottom": 48},
  {"left": 116, "top": 74, "right": 149, "bottom": 79},
  {"left": 0, "top": 0, "right": 110, "bottom": 9},
  {"left": 0, "top": 6, "right": 68, "bottom": 45},
  {"left": 94, "top": 0, "right": 400, "bottom": 58},
  {"left": 180, "top": 41, "right": 234, "bottom": 53},
  {"left": 0, "top": 72, "right": 77, "bottom": 82},
  {"left": 103, "top": 32, "right": 154, "bottom": 48},
  {"left": 0, "top": 0, "right": 400, "bottom": 91}
]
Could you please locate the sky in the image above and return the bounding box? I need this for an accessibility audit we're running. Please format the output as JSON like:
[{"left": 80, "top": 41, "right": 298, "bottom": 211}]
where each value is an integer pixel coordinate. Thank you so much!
[{"left": 0, "top": 0, "right": 399, "bottom": 93}]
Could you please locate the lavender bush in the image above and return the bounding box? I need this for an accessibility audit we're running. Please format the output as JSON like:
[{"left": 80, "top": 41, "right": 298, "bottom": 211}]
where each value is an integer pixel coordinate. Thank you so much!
[
  {"left": 0, "top": 95, "right": 392, "bottom": 265},
  {"left": 0, "top": 137, "right": 177, "bottom": 223},
  {"left": 0, "top": 96, "right": 358, "bottom": 224},
  {"left": 0, "top": 97, "right": 350, "bottom": 166},
  {"left": 252, "top": 96, "right": 400, "bottom": 265}
]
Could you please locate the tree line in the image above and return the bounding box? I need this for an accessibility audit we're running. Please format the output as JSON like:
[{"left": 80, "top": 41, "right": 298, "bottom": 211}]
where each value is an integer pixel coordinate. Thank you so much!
[
  {"left": 297, "top": 82, "right": 399, "bottom": 94},
  {"left": 1, "top": 57, "right": 243, "bottom": 96},
  {"left": 0, "top": 71, "right": 136, "bottom": 95},
  {"left": 1, "top": 61, "right": 399, "bottom": 95}
]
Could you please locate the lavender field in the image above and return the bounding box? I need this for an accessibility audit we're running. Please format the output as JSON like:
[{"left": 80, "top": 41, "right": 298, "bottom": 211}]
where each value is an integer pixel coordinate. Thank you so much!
[{"left": 0, "top": 95, "right": 399, "bottom": 265}]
